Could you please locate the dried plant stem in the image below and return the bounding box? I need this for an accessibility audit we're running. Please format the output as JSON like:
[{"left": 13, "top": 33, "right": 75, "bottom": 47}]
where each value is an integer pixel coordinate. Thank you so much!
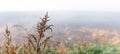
[{"left": 27, "top": 12, "right": 53, "bottom": 54}]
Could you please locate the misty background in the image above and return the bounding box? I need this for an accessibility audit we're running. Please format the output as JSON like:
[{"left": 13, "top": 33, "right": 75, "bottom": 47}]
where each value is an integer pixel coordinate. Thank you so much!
[{"left": 0, "top": 11, "right": 120, "bottom": 29}]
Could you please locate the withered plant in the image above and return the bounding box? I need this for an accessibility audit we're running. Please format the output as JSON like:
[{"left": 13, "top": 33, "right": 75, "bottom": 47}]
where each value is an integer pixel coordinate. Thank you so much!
[
  {"left": 27, "top": 12, "right": 53, "bottom": 54},
  {"left": 3, "top": 25, "right": 18, "bottom": 54}
]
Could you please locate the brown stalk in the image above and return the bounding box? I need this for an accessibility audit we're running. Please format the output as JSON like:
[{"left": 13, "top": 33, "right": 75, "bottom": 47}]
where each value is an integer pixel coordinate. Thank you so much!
[
  {"left": 27, "top": 12, "right": 53, "bottom": 54},
  {"left": 3, "top": 25, "right": 17, "bottom": 54}
]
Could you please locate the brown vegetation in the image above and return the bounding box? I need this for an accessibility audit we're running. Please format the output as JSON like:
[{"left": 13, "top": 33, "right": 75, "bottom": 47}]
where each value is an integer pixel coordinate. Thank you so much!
[
  {"left": 27, "top": 12, "right": 53, "bottom": 54},
  {"left": 1, "top": 12, "right": 53, "bottom": 54}
]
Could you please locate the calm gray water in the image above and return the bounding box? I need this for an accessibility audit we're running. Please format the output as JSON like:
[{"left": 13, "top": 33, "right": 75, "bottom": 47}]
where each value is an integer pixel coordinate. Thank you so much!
[{"left": 0, "top": 11, "right": 120, "bottom": 29}]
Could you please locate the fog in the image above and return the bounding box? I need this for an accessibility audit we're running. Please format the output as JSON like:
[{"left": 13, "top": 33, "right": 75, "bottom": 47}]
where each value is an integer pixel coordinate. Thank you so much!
[{"left": 0, "top": 11, "right": 120, "bottom": 29}]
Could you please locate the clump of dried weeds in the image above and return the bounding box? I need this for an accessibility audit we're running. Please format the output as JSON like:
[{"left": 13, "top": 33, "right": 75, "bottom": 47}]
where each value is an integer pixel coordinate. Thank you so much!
[
  {"left": 3, "top": 25, "right": 18, "bottom": 54},
  {"left": 27, "top": 12, "right": 53, "bottom": 54},
  {"left": 1, "top": 12, "right": 53, "bottom": 54}
]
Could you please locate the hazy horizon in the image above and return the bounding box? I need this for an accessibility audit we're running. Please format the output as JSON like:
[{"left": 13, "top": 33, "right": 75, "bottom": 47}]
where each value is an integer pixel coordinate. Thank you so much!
[{"left": 0, "top": 11, "right": 120, "bottom": 29}]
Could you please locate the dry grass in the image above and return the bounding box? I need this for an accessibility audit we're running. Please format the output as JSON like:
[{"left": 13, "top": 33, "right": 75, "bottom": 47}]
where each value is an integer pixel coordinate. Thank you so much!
[
  {"left": 3, "top": 25, "right": 18, "bottom": 54},
  {"left": 27, "top": 12, "right": 53, "bottom": 54},
  {"left": 1, "top": 12, "right": 53, "bottom": 54}
]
